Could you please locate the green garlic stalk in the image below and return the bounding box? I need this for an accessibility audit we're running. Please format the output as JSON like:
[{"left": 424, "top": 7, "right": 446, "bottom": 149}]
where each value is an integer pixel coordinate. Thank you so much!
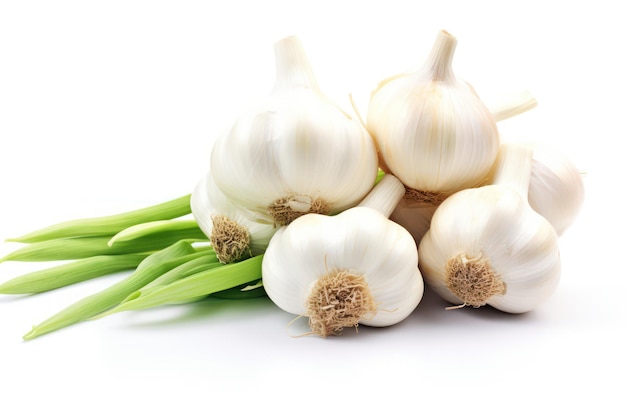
[
  {"left": 7, "top": 194, "right": 191, "bottom": 243},
  {"left": 0, "top": 254, "right": 148, "bottom": 294},
  {"left": 22, "top": 240, "right": 210, "bottom": 340},
  {"left": 95, "top": 255, "right": 263, "bottom": 317},
  {"left": 1, "top": 227, "right": 207, "bottom": 263}
]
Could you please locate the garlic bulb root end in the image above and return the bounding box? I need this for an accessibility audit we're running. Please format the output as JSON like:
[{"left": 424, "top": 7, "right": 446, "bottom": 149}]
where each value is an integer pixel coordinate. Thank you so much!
[
  {"left": 306, "top": 269, "right": 377, "bottom": 337},
  {"left": 210, "top": 215, "right": 251, "bottom": 264},
  {"left": 268, "top": 195, "right": 330, "bottom": 226},
  {"left": 404, "top": 187, "right": 450, "bottom": 207},
  {"left": 444, "top": 252, "right": 506, "bottom": 308}
]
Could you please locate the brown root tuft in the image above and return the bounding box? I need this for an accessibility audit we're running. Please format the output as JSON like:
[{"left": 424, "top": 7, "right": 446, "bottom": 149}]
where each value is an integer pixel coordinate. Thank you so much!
[
  {"left": 268, "top": 195, "right": 330, "bottom": 226},
  {"left": 444, "top": 252, "right": 506, "bottom": 308},
  {"left": 306, "top": 269, "right": 377, "bottom": 337},
  {"left": 210, "top": 215, "right": 251, "bottom": 264},
  {"left": 404, "top": 187, "right": 449, "bottom": 207}
]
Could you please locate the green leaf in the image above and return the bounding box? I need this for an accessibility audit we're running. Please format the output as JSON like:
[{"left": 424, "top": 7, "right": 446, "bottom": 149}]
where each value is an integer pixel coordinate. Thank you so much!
[
  {"left": 1, "top": 229, "right": 207, "bottom": 263},
  {"left": 107, "top": 220, "right": 204, "bottom": 246},
  {"left": 0, "top": 254, "right": 148, "bottom": 294},
  {"left": 22, "top": 241, "right": 208, "bottom": 340},
  {"left": 7, "top": 194, "right": 192, "bottom": 243},
  {"left": 98, "top": 255, "right": 263, "bottom": 316}
]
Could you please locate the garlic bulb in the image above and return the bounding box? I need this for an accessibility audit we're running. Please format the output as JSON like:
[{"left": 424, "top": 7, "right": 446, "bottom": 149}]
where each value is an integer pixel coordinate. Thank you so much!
[
  {"left": 389, "top": 90, "right": 538, "bottom": 245},
  {"left": 366, "top": 30, "right": 500, "bottom": 203},
  {"left": 418, "top": 144, "right": 561, "bottom": 313},
  {"left": 190, "top": 171, "right": 277, "bottom": 263},
  {"left": 528, "top": 144, "right": 585, "bottom": 235},
  {"left": 210, "top": 36, "right": 378, "bottom": 226},
  {"left": 262, "top": 174, "right": 424, "bottom": 337}
]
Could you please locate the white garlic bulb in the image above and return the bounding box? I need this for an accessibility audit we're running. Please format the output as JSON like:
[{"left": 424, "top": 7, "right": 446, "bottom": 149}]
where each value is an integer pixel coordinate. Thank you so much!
[
  {"left": 262, "top": 175, "right": 424, "bottom": 337},
  {"left": 366, "top": 30, "right": 500, "bottom": 203},
  {"left": 418, "top": 144, "right": 561, "bottom": 313},
  {"left": 528, "top": 144, "right": 585, "bottom": 235},
  {"left": 210, "top": 36, "right": 378, "bottom": 226},
  {"left": 190, "top": 171, "right": 277, "bottom": 263},
  {"left": 389, "top": 90, "right": 538, "bottom": 245}
]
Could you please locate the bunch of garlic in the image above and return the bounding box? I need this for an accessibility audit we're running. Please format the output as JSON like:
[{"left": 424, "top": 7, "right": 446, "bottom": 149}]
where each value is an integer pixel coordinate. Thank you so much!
[{"left": 194, "top": 31, "right": 584, "bottom": 331}]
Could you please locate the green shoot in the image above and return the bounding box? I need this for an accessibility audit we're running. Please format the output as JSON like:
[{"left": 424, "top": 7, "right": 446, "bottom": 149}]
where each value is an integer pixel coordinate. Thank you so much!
[
  {"left": 107, "top": 220, "right": 203, "bottom": 246},
  {"left": 7, "top": 194, "right": 192, "bottom": 243},
  {"left": 0, "top": 254, "right": 148, "bottom": 294},
  {"left": 22, "top": 241, "right": 210, "bottom": 340},
  {"left": 1, "top": 228, "right": 207, "bottom": 263},
  {"left": 95, "top": 255, "right": 263, "bottom": 317}
]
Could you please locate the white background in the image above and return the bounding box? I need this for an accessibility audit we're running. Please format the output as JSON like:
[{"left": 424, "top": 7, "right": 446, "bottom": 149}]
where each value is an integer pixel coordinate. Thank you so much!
[{"left": 1, "top": 1, "right": 623, "bottom": 391}]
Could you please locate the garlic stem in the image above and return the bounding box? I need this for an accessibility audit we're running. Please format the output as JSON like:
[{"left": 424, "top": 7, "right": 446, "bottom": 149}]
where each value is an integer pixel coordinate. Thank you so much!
[
  {"left": 423, "top": 30, "right": 457, "bottom": 81},
  {"left": 272, "top": 35, "right": 320, "bottom": 92},
  {"left": 489, "top": 90, "right": 538, "bottom": 122},
  {"left": 357, "top": 174, "right": 405, "bottom": 218},
  {"left": 492, "top": 144, "right": 533, "bottom": 198}
]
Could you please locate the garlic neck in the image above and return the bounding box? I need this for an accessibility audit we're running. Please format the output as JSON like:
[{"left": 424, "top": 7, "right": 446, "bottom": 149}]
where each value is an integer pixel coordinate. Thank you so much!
[
  {"left": 306, "top": 269, "right": 377, "bottom": 337},
  {"left": 357, "top": 174, "right": 405, "bottom": 218},
  {"left": 422, "top": 30, "right": 457, "bottom": 81},
  {"left": 272, "top": 36, "right": 321, "bottom": 93},
  {"left": 492, "top": 143, "right": 533, "bottom": 198}
]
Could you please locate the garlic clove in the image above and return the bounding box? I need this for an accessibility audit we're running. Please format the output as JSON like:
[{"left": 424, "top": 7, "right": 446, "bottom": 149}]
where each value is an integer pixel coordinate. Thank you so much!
[{"left": 528, "top": 144, "right": 585, "bottom": 236}]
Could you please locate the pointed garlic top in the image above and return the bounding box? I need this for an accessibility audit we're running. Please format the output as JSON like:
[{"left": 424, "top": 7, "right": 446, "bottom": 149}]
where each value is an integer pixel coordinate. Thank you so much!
[{"left": 271, "top": 35, "right": 320, "bottom": 93}]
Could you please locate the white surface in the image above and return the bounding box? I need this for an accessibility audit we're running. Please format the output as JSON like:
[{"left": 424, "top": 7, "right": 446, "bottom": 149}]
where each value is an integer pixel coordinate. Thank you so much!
[{"left": 0, "top": 1, "right": 623, "bottom": 392}]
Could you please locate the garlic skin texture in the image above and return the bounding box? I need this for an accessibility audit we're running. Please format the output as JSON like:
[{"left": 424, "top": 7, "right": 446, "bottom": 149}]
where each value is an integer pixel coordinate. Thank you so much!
[
  {"left": 190, "top": 171, "right": 277, "bottom": 263},
  {"left": 366, "top": 30, "right": 500, "bottom": 198},
  {"left": 528, "top": 145, "right": 585, "bottom": 236},
  {"left": 390, "top": 201, "right": 437, "bottom": 246},
  {"left": 210, "top": 36, "right": 378, "bottom": 226},
  {"left": 418, "top": 144, "right": 561, "bottom": 313},
  {"left": 262, "top": 175, "right": 424, "bottom": 336}
]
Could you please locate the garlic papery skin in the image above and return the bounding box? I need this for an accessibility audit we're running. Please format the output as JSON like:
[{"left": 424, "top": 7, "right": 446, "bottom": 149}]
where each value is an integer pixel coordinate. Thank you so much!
[
  {"left": 527, "top": 144, "right": 585, "bottom": 236},
  {"left": 418, "top": 144, "right": 561, "bottom": 313},
  {"left": 190, "top": 171, "right": 277, "bottom": 263},
  {"left": 210, "top": 36, "right": 378, "bottom": 227},
  {"left": 488, "top": 90, "right": 538, "bottom": 123},
  {"left": 366, "top": 30, "right": 500, "bottom": 202},
  {"left": 262, "top": 174, "right": 423, "bottom": 337},
  {"left": 390, "top": 201, "right": 437, "bottom": 246}
]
